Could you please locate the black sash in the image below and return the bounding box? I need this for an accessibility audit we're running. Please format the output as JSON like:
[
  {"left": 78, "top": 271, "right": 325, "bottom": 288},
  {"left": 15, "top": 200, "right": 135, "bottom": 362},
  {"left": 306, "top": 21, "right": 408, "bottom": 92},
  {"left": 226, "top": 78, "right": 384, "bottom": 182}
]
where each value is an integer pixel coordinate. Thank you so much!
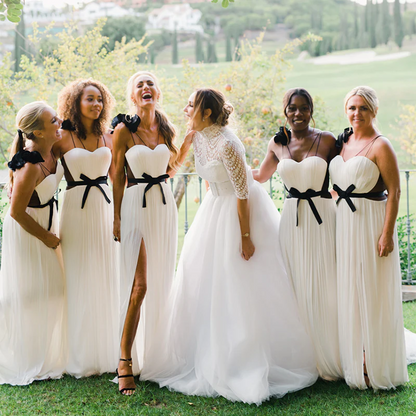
[
  {"left": 128, "top": 172, "right": 169, "bottom": 208},
  {"left": 286, "top": 187, "right": 331, "bottom": 226},
  {"left": 333, "top": 184, "right": 385, "bottom": 213},
  {"left": 29, "top": 196, "right": 58, "bottom": 231},
  {"left": 67, "top": 174, "right": 110, "bottom": 209}
]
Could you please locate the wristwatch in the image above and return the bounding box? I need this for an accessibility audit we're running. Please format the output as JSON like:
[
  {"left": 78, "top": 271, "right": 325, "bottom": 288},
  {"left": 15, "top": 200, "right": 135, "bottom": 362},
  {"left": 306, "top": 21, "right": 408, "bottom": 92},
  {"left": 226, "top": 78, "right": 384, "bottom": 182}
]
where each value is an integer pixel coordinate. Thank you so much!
[{"left": 242, "top": 232, "right": 250, "bottom": 237}]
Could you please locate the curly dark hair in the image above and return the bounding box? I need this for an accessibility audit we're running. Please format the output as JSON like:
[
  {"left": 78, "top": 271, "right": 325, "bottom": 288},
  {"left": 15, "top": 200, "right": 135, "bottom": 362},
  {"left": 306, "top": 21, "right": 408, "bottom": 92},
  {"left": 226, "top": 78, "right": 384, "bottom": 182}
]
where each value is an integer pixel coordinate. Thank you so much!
[{"left": 57, "top": 79, "right": 115, "bottom": 140}]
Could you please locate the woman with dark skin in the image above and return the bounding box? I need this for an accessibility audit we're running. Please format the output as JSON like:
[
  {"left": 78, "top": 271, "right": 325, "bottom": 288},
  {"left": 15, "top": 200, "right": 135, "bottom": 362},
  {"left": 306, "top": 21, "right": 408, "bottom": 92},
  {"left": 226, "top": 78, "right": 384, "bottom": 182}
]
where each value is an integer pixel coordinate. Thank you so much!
[
  {"left": 253, "top": 88, "right": 343, "bottom": 381},
  {"left": 54, "top": 79, "right": 119, "bottom": 377},
  {"left": 329, "top": 86, "right": 409, "bottom": 389},
  {"left": 0, "top": 102, "right": 66, "bottom": 385},
  {"left": 113, "top": 71, "right": 194, "bottom": 395}
]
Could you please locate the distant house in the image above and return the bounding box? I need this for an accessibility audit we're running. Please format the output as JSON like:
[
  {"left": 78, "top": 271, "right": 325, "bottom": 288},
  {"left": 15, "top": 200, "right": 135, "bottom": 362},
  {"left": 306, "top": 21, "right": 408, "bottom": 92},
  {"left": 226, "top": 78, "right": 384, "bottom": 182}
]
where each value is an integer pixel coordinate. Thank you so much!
[
  {"left": 74, "top": 2, "right": 134, "bottom": 23},
  {"left": 146, "top": 4, "right": 203, "bottom": 33}
]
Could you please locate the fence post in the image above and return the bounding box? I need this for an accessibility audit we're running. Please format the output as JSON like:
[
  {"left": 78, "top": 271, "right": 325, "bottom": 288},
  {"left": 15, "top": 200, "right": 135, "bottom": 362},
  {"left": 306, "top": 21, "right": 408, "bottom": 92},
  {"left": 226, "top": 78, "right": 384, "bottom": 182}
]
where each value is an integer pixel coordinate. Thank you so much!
[
  {"left": 198, "top": 176, "right": 202, "bottom": 206},
  {"left": 405, "top": 171, "right": 412, "bottom": 284},
  {"left": 170, "top": 177, "right": 174, "bottom": 193}
]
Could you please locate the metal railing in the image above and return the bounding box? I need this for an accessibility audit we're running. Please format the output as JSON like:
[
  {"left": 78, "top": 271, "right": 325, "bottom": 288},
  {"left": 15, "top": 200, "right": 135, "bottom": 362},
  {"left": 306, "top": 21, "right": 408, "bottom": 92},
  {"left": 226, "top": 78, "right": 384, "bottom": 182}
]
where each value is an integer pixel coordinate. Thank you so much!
[{"left": 0, "top": 170, "right": 414, "bottom": 283}]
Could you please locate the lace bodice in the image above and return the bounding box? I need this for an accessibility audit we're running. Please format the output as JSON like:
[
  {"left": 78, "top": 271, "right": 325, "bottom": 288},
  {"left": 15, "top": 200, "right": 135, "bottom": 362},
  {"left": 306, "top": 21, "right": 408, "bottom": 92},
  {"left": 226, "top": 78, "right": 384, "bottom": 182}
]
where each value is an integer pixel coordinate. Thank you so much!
[{"left": 193, "top": 125, "right": 249, "bottom": 199}]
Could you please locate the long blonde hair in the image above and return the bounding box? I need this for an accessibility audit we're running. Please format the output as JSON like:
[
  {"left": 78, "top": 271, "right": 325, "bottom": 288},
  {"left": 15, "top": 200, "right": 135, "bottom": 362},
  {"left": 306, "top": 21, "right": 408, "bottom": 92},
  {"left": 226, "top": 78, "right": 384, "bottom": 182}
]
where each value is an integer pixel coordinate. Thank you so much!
[
  {"left": 126, "top": 71, "right": 179, "bottom": 170},
  {"left": 8, "top": 101, "right": 50, "bottom": 188}
]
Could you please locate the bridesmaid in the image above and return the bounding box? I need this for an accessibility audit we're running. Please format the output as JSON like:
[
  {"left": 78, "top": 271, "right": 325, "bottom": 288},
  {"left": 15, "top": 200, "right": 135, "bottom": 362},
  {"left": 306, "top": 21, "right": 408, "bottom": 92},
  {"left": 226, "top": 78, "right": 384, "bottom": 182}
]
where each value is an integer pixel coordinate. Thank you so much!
[
  {"left": 112, "top": 71, "right": 192, "bottom": 395},
  {"left": 54, "top": 79, "right": 119, "bottom": 377},
  {"left": 253, "top": 88, "right": 343, "bottom": 381},
  {"left": 0, "top": 102, "right": 66, "bottom": 385},
  {"left": 329, "top": 86, "right": 408, "bottom": 389}
]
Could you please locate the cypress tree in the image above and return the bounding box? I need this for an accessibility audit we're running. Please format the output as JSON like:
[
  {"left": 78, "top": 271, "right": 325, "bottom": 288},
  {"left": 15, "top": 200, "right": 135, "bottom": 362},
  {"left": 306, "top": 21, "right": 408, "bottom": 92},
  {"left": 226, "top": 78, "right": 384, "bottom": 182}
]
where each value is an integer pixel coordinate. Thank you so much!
[
  {"left": 195, "top": 32, "right": 204, "bottom": 63},
  {"left": 207, "top": 37, "right": 217, "bottom": 63},
  {"left": 225, "top": 35, "right": 232, "bottom": 62},
  {"left": 380, "top": 0, "right": 391, "bottom": 45},
  {"left": 368, "top": 0, "right": 377, "bottom": 48},
  {"left": 172, "top": 29, "right": 178, "bottom": 64},
  {"left": 14, "top": 12, "right": 26, "bottom": 72},
  {"left": 393, "top": 0, "right": 404, "bottom": 48}
]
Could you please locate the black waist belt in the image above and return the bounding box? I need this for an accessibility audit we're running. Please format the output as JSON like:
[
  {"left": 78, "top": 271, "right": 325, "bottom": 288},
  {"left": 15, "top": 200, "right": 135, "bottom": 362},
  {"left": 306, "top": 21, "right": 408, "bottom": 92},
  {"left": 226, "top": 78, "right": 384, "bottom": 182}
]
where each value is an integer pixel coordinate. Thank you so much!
[
  {"left": 67, "top": 174, "right": 110, "bottom": 209},
  {"left": 333, "top": 184, "right": 386, "bottom": 213},
  {"left": 29, "top": 196, "right": 57, "bottom": 231},
  {"left": 286, "top": 187, "right": 331, "bottom": 226},
  {"left": 128, "top": 172, "right": 170, "bottom": 208}
]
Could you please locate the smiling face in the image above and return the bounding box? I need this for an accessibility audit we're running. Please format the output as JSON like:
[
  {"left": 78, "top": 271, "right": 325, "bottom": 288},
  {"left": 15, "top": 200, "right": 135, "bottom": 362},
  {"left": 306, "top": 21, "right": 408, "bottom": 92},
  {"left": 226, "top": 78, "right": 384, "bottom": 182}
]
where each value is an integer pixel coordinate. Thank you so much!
[
  {"left": 285, "top": 94, "right": 312, "bottom": 132},
  {"left": 37, "top": 107, "right": 62, "bottom": 144},
  {"left": 346, "top": 95, "right": 376, "bottom": 129},
  {"left": 183, "top": 92, "right": 204, "bottom": 131},
  {"left": 79, "top": 85, "right": 103, "bottom": 121},
  {"left": 131, "top": 74, "right": 160, "bottom": 109}
]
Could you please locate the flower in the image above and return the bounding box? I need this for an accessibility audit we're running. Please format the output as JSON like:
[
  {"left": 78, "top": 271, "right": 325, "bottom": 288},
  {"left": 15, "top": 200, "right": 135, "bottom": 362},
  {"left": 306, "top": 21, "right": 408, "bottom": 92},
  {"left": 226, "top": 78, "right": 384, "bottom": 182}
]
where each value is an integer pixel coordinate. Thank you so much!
[{"left": 111, "top": 114, "right": 141, "bottom": 133}]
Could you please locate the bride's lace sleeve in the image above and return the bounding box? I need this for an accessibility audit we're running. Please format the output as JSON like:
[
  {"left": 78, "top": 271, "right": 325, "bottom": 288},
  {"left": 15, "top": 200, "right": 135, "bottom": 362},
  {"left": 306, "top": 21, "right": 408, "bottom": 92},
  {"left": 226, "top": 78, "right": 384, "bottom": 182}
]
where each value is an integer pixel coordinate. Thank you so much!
[{"left": 220, "top": 133, "right": 249, "bottom": 200}]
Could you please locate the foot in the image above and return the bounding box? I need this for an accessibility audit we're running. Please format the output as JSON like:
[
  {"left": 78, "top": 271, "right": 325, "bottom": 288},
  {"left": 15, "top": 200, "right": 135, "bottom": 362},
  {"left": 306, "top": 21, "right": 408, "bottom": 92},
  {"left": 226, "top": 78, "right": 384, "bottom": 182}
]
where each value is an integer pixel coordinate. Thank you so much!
[
  {"left": 117, "top": 358, "right": 136, "bottom": 395},
  {"left": 363, "top": 363, "right": 371, "bottom": 388}
]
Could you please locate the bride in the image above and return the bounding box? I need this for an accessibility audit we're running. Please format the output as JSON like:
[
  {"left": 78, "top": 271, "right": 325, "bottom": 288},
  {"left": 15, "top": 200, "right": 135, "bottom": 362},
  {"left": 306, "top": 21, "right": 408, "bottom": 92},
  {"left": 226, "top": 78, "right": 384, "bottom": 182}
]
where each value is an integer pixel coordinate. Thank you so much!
[{"left": 142, "top": 88, "right": 318, "bottom": 404}]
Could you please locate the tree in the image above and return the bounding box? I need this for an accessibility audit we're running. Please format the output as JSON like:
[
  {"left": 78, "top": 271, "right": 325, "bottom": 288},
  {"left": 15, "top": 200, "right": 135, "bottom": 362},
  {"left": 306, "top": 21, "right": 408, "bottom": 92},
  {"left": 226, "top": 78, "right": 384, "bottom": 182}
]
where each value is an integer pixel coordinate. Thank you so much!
[
  {"left": 101, "top": 16, "right": 146, "bottom": 51},
  {"left": 393, "top": 0, "right": 404, "bottom": 48},
  {"left": 380, "top": 0, "right": 391, "bottom": 44},
  {"left": 0, "top": 0, "right": 23, "bottom": 23},
  {"left": 172, "top": 29, "right": 178, "bottom": 65},
  {"left": 225, "top": 36, "right": 232, "bottom": 61},
  {"left": 396, "top": 105, "right": 416, "bottom": 166},
  {"left": 367, "top": 0, "right": 377, "bottom": 48},
  {"left": 195, "top": 32, "right": 205, "bottom": 63},
  {"left": 206, "top": 37, "right": 218, "bottom": 63},
  {"left": 14, "top": 11, "right": 25, "bottom": 72}
]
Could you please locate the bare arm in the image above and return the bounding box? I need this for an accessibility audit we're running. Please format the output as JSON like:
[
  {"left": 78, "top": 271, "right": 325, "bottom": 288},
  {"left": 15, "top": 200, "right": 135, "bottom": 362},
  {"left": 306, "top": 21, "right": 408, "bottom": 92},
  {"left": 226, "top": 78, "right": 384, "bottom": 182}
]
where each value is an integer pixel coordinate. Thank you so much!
[
  {"left": 167, "top": 130, "right": 195, "bottom": 178},
  {"left": 237, "top": 197, "right": 255, "bottom": 261},
  {"left": 252, "top": 139, "right": 279, "bottom": 183},
  {"left": 112, "top": 124, "right": 129, "bottom": 242},
  {"left": 105, "top": 133, "right": 116, "bottom": 184},
  {"left": 10, "top": 164, "right": 60, "bottom": 248},
  {"left": 374, "top": 138, "right": 400, "bottom": 257}
]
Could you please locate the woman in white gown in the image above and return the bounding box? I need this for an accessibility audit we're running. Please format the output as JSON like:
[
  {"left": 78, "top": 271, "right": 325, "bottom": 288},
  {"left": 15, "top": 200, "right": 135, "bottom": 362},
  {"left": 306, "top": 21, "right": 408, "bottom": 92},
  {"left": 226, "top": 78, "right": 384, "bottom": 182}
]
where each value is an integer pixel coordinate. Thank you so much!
[
  {"left": 54, "top": 79, "right": 119, "bottom": 377},
  {"left": 144, "top": 88, "right": 318, "bottom": 404},
  {"left": 252, "top": 88, "right": 342, "bottom": 381},
  {"left": 0, "top": 102, "right": 66, "bottom": 385},
  {"left": 113, "top": 71, "right": 193, "bottom": 395},
  {"left": 329, "top": 86, "right": 409, "bottom": 390}
]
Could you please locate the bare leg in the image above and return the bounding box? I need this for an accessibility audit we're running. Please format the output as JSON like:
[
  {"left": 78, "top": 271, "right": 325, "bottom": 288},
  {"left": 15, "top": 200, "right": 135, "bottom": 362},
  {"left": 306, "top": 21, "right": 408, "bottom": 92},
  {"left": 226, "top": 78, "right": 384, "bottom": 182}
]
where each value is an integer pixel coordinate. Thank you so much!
[
  {"left": 118, "top": 239, "right": 147, "bottom": 395},
  {"left": 363, "top": 350, "right": 370, "bottom": 388}
]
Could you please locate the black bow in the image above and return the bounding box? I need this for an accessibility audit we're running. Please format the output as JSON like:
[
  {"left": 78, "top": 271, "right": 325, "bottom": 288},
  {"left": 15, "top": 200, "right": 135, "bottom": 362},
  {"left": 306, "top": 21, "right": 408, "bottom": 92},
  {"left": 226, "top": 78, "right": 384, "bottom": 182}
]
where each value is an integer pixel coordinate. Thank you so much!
[
  {"left": 17, "top": 129, "right": 24, "bottom": 141},
  {"left": 67, "top": 174, "right": 110, "bottom": 209},
  {"left": 8, "top": 150, "right": 44, "bottom": 171},
  {"left": 333, "top": 184, "right": 357, "bottom": 212},
  {"left": 111, "top": 114, "right": 140, "bottom": 134},
  {"left": 128, "top": 173, "right": 169, "bottom": 208},
  {"left": 336, "top": 127, "right": 353, "bottom": 148},
  {"left": 273, "top": 126, "right": 291, "bottom": 145},
  {"left": 31, "top": 196, "right": 58, "bottom": 231},
  {"left": 61, "top": 119, "right": 76, "bottom": 131},
  {"left": 286, "top": 187, "right": 323, "bottom": 226}
]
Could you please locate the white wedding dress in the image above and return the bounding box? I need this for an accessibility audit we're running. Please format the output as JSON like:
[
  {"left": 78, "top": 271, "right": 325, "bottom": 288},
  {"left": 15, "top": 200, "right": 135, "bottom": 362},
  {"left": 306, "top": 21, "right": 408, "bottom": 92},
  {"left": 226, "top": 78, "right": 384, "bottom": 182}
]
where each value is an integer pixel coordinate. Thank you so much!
[
  {"left": 0, "top": 162, "right": 67, "bottom": 385},
  {"left": 119, "top": 143, "right": 178, "bottom": 376},
  {"left": 143, "top": 125, "right": 318, "bottom": 404},
  {"left": 277, "top": 153, "right": 342, "bottom": 381},
  {"left": 330, "top": 155, "right": 409, "bottom": 389},
  {"left": 60, "top": 145, "right": 119, "bottom": 377}
]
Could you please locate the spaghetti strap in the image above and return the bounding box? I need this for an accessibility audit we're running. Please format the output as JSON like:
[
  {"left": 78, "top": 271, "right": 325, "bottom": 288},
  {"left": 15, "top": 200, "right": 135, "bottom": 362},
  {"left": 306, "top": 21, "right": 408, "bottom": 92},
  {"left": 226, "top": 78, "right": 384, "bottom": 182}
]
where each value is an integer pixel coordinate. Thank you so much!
[
  {"left": 102, "top": 135, "right": 106, "bottom": 147},
  {"left": 69, "top": 131, "right": 77, "bottom": 148},
  {"left": 130, "top": 131, "right": 137, "bottom": 145},
  {"left": 364, "top": 135, "right": 382, "bottom": 157},
  {"left": 305, "top": 131, "right": 320, "bottom": 159},
  {"left": 286, "top": 144, "right": 293, "bottom": 159},
  {"left": 314, "top": 132, "right": 323, "bottom": 156},
  {"left": 39, "top": 164, "right": 48, "bottom": 178}
]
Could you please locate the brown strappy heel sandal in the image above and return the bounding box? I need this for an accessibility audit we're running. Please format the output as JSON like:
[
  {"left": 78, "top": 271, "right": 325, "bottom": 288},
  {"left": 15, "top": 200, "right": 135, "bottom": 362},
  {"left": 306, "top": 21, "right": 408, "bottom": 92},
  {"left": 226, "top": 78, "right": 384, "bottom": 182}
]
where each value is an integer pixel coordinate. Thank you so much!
[{"left": 116, "top": 358, "right": 135, "bottom": 395}]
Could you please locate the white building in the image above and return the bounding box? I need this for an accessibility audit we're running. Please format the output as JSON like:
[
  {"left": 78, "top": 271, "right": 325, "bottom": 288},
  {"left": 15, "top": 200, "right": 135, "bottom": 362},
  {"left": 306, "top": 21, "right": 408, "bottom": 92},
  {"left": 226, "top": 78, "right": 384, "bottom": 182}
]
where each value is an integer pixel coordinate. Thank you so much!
[
  {"left": 146, "top": 4, "right": 203, "bottom": 34},
  {"left": 74, "top": 2, "right": 135, "bottom": 23}
]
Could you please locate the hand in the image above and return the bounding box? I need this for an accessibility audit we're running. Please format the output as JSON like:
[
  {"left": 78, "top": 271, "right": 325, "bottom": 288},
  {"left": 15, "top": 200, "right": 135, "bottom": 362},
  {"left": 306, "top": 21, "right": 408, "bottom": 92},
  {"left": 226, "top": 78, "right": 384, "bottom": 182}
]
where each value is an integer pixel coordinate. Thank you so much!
[
  {"left": 113, "top": 217, "right": 121, "bottom": 243},
  {"left": 43, "top": 232, "right": 60, "bottom": 249},
  {"left": 241, "top": 237, "right": 255, "bottom": 261},
  {"left": 378, "top": 233, "right": 394, "bottom": 257},
  {"left": 184, "top": 129, "right": 196, "bottom": 145}
]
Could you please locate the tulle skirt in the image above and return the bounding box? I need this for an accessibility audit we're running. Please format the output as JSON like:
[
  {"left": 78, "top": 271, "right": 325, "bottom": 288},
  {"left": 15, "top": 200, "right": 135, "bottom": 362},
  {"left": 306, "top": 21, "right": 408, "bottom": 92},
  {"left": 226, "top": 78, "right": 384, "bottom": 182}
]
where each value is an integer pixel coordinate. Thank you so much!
[
  {"left": 119, "top": 182, "right": 177, "bottom": 375},
  {"left": 0, "top": 206, "right": 67, "bottom": 385},
  {"left": 279, "top": 197, "right": 342, "bottom": 380},
  {"left": 143, "top": 179, "right": 318, "bottom": 404},
  {"left": 336, "top": 198, "right": 408, "bottom": 389},
  {"left": 60, "top": 186, "right": 119, "bottom": 377}
]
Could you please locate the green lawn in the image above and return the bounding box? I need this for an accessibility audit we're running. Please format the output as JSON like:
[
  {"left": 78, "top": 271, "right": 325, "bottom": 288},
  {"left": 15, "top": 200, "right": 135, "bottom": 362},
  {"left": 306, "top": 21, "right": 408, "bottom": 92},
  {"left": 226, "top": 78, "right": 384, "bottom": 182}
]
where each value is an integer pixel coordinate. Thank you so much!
[{"left": 0, "top": 302, "right": 414, "bottom": 415}]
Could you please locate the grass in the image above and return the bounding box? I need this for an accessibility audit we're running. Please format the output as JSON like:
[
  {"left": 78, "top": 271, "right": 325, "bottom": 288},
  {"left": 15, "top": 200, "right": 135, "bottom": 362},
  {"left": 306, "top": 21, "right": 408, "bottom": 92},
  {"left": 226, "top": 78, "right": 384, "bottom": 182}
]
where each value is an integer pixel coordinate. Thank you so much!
[{"left": 0, "top": 302, "right": 415, "bottom": 415}]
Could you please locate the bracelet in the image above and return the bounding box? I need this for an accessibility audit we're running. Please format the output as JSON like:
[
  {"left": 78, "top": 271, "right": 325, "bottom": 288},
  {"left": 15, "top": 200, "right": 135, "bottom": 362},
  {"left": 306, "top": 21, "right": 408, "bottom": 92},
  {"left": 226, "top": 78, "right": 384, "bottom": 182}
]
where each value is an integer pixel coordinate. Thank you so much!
[{"left": 242, "top": 232, "right": 250, "bottom": 237}]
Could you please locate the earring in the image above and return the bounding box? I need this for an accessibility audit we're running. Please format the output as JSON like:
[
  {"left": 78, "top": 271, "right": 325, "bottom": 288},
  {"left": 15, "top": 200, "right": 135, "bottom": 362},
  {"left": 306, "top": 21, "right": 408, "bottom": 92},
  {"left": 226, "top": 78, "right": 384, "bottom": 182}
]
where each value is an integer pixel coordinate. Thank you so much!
[{"left": 202, "top": 117, "right": 205, "bottom": 121}]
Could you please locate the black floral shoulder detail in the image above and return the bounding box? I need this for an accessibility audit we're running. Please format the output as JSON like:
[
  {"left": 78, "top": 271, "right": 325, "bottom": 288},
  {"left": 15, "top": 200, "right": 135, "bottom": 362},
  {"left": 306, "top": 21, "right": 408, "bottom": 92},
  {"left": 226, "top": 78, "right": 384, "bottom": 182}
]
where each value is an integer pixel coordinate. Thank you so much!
[
  {"left": 61, "top": 119, "right": 76, "bottom": 131},
  {"left": 111, "top": 114, "right": 140, "bottom": 134},
  {"left": 8, "top": 150, "right": 44, "bottom": 171},
  {"left": 336, "top": 127, "right": 353, "bottom": 148},
  {"left": 273, "top": 126, "right": 291, "bottom": 145}
]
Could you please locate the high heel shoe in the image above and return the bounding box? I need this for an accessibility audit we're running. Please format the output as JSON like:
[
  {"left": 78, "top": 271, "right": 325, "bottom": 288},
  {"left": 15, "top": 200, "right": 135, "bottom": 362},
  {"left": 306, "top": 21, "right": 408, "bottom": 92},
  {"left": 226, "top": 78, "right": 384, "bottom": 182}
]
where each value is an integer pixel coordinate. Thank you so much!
[{"left": 116, "top": 358, "right": 135, "bottom": 395}]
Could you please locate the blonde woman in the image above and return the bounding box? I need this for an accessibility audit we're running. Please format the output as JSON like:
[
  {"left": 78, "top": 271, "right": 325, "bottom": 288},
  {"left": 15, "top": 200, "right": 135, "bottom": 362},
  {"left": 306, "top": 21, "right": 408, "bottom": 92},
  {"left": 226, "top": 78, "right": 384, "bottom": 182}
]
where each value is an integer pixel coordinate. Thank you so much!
[
  {"left": 54, "top": 79, "right": 119, "bottom": 377},
  {"left": 0, "top": 102, "right": 66, "bottom": 385},
  {"left": 329, "top": 86, "right": 408, "bottom": 389},
  {"left": 113, "top": 71, "right": 193, "bottom": 394}
]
